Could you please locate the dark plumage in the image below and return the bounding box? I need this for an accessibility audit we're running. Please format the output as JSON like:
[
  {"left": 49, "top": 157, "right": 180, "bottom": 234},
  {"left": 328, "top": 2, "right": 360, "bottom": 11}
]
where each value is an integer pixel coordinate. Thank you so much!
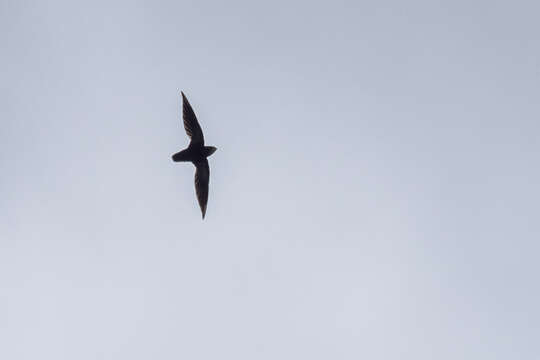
[{"left": 172, "top": 92, "right": 217, "bottom": 219}]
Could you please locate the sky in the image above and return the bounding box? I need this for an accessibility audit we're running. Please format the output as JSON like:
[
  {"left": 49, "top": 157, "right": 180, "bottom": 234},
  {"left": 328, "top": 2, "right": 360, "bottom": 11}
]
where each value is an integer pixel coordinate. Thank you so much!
[{"left": 1, "top": 0, "right": 539, "bottom": 359}]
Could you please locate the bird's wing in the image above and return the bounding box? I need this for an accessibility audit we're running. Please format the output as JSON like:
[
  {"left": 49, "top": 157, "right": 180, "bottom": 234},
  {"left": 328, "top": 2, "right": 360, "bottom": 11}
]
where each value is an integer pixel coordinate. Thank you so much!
[
  {"left": 194, "top": 159, "right": 210, "bottom": 219},
  {"left": 181, "top": 92, "right": 205, "bottom": 146}
]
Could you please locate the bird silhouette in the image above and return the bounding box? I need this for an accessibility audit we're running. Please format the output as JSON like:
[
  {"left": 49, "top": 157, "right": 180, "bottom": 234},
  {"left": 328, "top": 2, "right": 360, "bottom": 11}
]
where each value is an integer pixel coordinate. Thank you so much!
[{"left": 172, "top": 92, "right": 217, "bottom": 219}]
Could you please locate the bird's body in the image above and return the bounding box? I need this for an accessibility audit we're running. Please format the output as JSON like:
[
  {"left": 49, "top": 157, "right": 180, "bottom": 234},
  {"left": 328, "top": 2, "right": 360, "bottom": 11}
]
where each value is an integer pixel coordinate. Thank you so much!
[
  {"left": 172, "top": 145, "right": 217, "bottom": 163},
  {"left": 172, "top": 92, "right": 217, "bottom": 219}
]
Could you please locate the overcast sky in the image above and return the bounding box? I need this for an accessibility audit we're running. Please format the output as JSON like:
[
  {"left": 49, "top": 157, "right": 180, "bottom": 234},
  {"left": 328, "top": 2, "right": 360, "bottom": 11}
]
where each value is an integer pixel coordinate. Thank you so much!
[{"left": 1, "top": 0, "right": 539, "bottom": 359}]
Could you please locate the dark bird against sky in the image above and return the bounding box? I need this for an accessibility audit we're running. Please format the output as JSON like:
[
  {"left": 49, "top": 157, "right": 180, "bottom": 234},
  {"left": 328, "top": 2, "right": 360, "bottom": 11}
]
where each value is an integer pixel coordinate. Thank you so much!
[{"left": 172, "top": 92, "right": 217, "bottom": 219}]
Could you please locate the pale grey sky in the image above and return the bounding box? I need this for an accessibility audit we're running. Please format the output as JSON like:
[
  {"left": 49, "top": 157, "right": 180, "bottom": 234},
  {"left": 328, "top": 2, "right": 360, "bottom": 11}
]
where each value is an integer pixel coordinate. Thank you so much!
[{"left": 1, "top": 0, "right": 539, "bottom": 359}]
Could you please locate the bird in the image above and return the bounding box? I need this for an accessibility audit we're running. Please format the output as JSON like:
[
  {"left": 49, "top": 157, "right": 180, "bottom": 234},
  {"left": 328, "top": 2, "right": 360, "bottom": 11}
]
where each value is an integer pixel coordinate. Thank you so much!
[{"left": 172, "top": 92, "right": 217, "bottom": 219}]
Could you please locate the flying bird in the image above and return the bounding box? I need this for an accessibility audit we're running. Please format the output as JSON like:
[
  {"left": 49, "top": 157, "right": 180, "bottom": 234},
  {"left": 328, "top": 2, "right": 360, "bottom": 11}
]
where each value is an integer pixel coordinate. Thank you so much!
[{"left": 172, "top": 92, "right": 217, "bottom": 219}]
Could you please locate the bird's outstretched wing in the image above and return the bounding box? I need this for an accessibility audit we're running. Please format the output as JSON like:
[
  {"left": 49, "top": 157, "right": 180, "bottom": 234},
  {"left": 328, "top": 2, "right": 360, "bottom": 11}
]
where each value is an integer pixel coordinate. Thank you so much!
[
  {"left": 181, "top": 92, "right": 205, "bottom": 146},
  {"left": 194, "top": 159, "right": 210, "bottom": 219}
]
